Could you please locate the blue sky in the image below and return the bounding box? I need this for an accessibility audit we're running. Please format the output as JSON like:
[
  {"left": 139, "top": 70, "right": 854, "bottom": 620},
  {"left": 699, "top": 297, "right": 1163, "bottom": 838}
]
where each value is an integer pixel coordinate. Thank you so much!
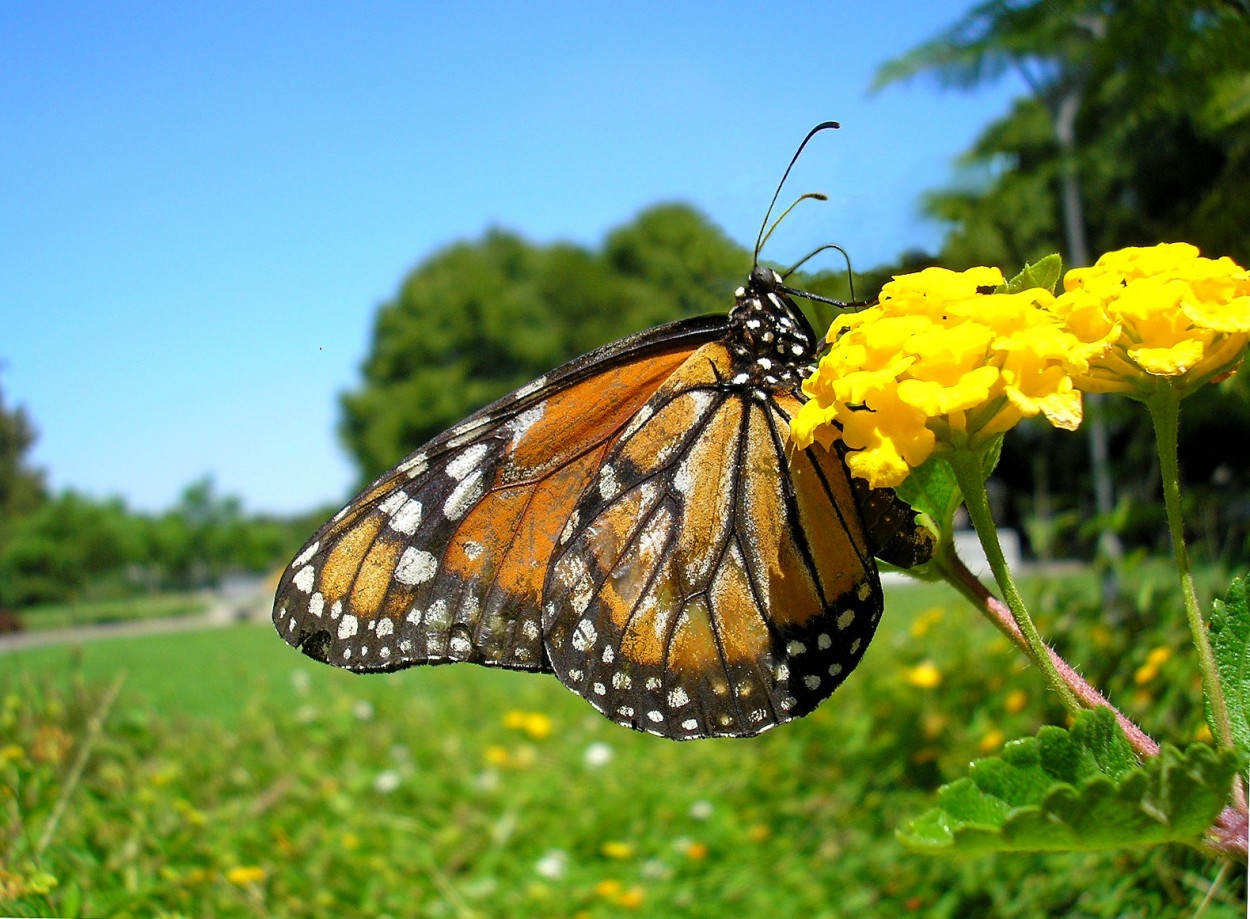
[{"left": 1, "top": 2, "right": 1023, "bottom": 516}]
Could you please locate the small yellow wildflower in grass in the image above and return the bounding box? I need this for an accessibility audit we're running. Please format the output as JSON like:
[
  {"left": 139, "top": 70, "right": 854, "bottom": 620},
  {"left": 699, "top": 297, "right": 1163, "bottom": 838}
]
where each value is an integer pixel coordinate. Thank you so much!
[
  {"left": 600, "top": 840, "right": 634, "bottom": 859},
  {"left": 684, "top": 841, "right": 708, "bottom": 860},
  {"left": 484, "top": 745, "right": 511, "bottom": 767},
  {"left": 904, "top": 661, "right": 942, "bottom": 689},
  {"left": 1054, "top": 243, "right": 1250, "bottom": 397},
  {"left": 793, "top": 266, "right": 1088, "bottom": 487},
  {"left": 1135, "top": 645, "right": 1174, "bottom": 685},
  {"left": 617, "top": 887, "right": 646, "bottom": 909},
  {"left": 503, "top": 710, "right": 553, "bottom": 740},
  {"left": 0, "top": 744, "right": 24, "bottom": 765},
  {"left": 979, "top": 729, "right": 1006, "bottom": 754},
  {"left": 1004, "top": 689, "right": 1028, "bottom": 714},
  {"left": 225, "top": 866, "right": 267, "bottom": 886},
  {"left": 594, "top": 879, "right": 623, "bottom": 898},
  {"left": 908, "top": 606, "right": 945, "bottom": 639},
  {"left": 746, "top": 824, "right": 771, "bottom": 842}
]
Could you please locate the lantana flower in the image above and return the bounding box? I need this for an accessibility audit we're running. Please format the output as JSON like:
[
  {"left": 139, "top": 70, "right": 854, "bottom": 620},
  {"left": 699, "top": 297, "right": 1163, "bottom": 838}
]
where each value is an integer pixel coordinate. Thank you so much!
[
  {"left": 791, "top": 266, "right": 1094, "bottom": 488},
  {"left": 1052, "top": 243, "right": 1250, "bottom": 398}
]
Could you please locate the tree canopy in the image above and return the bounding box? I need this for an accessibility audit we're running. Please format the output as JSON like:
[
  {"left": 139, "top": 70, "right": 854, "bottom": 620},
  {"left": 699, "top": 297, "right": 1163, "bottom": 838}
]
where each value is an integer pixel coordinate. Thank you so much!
[{"left": 339, "top": 204, "right": 749, "bottom": 484}]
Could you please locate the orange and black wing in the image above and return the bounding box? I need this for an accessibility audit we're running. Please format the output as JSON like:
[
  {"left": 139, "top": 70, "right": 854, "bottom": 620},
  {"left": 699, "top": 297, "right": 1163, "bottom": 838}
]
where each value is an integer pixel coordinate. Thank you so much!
[
  {"left": 541, "top": 332, "right": 931, "bottom": 739},
  {"left": 272, "top": 316, "right": 725, "bottom": 673}
]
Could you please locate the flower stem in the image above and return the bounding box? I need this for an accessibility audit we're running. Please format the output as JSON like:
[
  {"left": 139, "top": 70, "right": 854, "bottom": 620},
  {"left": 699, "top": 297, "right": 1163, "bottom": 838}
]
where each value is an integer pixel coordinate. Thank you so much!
[
  {"left": 1146, "top": 386, "right": 1235, "bottom": 752},
  {"left": 946, "top": 450, "right": 1081, "bottom": 713},
  {"left": 939, "top": 548, "right": 1159, "bottom": 758}
]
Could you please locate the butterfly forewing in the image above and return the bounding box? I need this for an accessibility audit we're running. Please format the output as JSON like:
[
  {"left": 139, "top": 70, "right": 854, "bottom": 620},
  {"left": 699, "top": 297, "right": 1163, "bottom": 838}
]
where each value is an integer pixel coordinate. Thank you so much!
[{"left": 272, "top": 317, "right": 725, "bottom": 673}]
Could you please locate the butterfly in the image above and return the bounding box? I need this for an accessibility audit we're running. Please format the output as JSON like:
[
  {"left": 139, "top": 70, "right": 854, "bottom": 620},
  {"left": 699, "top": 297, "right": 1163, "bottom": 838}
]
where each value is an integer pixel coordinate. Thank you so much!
[{"left": 272, "top": 123, "right": 934, "bottom": 739}]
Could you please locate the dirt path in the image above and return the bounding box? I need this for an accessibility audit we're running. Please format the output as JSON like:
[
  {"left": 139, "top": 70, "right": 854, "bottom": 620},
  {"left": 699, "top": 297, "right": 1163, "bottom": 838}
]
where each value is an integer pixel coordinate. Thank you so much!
[{"left": 0, "top": 590, "right": 272, "bottom": 656}]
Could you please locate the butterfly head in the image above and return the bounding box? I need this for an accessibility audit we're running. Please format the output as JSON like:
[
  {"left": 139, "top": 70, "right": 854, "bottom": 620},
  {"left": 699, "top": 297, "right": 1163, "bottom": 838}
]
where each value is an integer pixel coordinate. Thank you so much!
[{"left": 725, "top": 266, "right": 818, "bottom": 394}]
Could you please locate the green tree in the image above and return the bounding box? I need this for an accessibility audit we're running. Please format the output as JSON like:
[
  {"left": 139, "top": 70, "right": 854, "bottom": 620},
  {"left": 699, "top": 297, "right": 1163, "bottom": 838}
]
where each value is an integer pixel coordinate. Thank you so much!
[
  {"left": 0, "top": 372, "right": 45, "bottom": 525},
  {"left": 146, "top": 476, "right": 280, "bottom": 589},
  {"left": 340, "top": 204, "right": 747, "bottom": 484},
  {"left": 876, "top": 0, "right": 1250, "bottom": 267},
  {"left": 874, "top": 0, "right": 1250, "bottom": 564},
  {"left": 0, "top": 491, "right": 139, "bottom": 607}
]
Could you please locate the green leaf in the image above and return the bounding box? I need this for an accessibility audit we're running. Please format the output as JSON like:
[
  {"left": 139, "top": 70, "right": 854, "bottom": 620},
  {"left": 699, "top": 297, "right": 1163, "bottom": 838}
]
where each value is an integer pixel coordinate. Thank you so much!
[
  {"left": 895, "top": 455, "right": 960, "bottom": 534},
  {"left": 899, "top": 708, "right": 1244, "bottom": 854},
  {"left": 896, "top": 438, "right": 1002, "bottom": 538},
  {"left": 1208, "top": 575, "right": 1250, "bottom": 763},
  {"left": 1000, "top": 254, "right": 1063, "bottom": 295}
]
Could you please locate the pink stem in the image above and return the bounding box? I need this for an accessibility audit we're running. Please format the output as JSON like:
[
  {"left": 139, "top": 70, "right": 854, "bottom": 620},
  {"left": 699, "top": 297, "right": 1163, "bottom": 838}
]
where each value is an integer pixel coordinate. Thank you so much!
[{"left": 940, "top": 552, "right": 1159, "bottom": 755}]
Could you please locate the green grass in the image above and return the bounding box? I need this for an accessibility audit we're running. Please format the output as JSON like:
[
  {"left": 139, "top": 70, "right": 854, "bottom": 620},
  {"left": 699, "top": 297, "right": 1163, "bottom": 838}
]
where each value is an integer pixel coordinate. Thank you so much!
[
  {"left": 12, "top": 594, "right": 208, "bottom": 633},
  {"left": 1, "top": 577, "right": 1244, "bottom": 918}
]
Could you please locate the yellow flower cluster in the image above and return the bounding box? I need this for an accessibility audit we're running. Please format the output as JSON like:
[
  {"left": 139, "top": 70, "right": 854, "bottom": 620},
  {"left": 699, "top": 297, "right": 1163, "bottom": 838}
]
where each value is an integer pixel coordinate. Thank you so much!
[
  {"left": 792, "top": 266, "right": 1089, "bottom": 487},
  {"left": 1055, "top": 243, "right": 1250, "bottom": 396},
  {"left": 792, "top": 245, "right": 1250, "bottom": 487}
]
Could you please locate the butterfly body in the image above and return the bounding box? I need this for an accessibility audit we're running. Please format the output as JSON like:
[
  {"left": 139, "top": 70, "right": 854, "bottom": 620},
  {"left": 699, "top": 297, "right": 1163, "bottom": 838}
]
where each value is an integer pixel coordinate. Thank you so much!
[{"left": 273, "top": 266, "right": 932, "bottom": 739}]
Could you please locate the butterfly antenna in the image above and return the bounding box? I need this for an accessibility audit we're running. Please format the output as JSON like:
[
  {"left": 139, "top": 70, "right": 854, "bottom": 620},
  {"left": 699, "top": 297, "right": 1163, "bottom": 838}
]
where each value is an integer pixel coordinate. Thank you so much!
[
  {"left": 753, "top": 121, "right": 841, "bottom": 266},
  {"left": 757, "top": 193, "right": 829, "bottom": 257},
  {"left": 782, "top": 243, "right": 859, "bottom": 303}
]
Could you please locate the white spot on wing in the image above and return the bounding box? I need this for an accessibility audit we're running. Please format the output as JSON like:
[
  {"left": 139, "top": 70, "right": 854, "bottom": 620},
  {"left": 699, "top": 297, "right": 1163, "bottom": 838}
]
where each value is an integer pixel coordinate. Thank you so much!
[
  {"left": 512, "top": 375, "right": 548, "bottom": 401},
  {"left": 447, "top": 444, "right": 490, "bottom": 481},
  {"left": 376, "top": 618, "right": 394, "bottom": 638},
  {"left": 507, "top": 404, "right": 545, "bottom": 446},
  {"left": 293, "top": 565, "right": 315, "bottom": 594},
  {"left": 398, "top": 453, "right": 428, "bottom": 477},
  {"left": 395, "top": 547, "right": 437, "bottom": 585},
  {"left": 572, "top": 619, "right": 598, "bottom": 651},
  {"left": 292, "top": 541, "right": 320, "bottom": 569},
  {"left": 598, "top": 464, "right": 620, "bottom": 501},
  {"left": 338, "top": 614, "right": 358, "bottom": 640},
  {"left": 389, "top": 498, "right": 423, "bottom": 535},
  {"left": 837, "top": 610, "right": 855, "bottom": 630},
  {"left": 444, "top": 469, "right": 485, "bottom": 520}
]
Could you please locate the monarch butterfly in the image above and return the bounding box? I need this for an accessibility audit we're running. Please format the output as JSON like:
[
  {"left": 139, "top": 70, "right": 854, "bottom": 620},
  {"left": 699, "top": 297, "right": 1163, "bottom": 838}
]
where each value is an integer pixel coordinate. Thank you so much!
[{"left": 272, "top": 123, "right": 934, "bottom": 739}]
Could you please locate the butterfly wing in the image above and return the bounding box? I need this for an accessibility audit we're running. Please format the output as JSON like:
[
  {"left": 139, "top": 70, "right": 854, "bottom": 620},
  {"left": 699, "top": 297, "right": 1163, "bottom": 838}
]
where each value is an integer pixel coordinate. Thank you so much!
[
  {"left": 273, "top": 316, "right": 726, "bottom": 673},
  {"left": 541, "top": 339, "right": 929, "bottom": 739}
]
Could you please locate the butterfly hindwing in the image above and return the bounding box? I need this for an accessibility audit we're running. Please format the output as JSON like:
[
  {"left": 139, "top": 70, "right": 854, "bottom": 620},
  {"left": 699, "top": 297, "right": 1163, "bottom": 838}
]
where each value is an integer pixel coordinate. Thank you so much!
[
  {"left": 541, "top": 341, "right": 891, "bottom": 739},
  {"left": 272, "top": 316, "right": 725, "bottom": 674}
]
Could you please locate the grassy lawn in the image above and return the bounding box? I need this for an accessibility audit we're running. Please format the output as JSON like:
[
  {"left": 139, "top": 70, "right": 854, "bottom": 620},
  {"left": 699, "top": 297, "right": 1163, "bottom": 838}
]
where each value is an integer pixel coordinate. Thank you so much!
[
  {"left": 2, "top": 575, "right": 1243, "bottom": 917},
  {"left": 10, "top": 594, "right": 209, "bottom": 634}
]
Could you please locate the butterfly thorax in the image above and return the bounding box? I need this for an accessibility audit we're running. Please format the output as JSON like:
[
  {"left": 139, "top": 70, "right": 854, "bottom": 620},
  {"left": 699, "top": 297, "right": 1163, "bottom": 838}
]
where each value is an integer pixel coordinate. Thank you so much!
[{"left": 724, "top": 266, "right": 817, "bottom": 394}]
